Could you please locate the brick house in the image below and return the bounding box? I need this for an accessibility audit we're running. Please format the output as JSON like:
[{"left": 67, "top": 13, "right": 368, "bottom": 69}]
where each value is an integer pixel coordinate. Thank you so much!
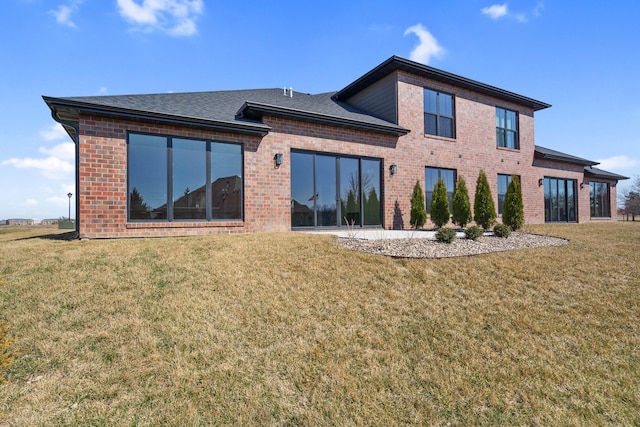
[{"left": 43, "top": 56, "right": 627, "bottom": 239}]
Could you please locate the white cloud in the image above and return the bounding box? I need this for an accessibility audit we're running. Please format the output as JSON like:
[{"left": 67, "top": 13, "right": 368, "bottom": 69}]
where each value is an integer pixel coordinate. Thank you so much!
[
  {"left": 482, "top": 2, "right": 544, "bottom": 23},
  {"left": 50, "top": 1, "right": 83, "bottom": 28},
  {"left": 595, "top": 155, "right": 640, "bottom": 171},
  {"left": 117, "top": 0, "right": 204, "bottom": 36},
  {"left": 481, "top": 3, "right": 508, "bottom": 19},
  {"left": 39, "top": 123, "right": 69, "bottom": 141},
  {"left": 532, "top": 2, "right": 544, "bottom": 17},
  {"left": 2, "top": 143, "right": 75, "bottom": 180},
  {"left": 98, "top": 86, "right": 108, "bottom": 95},
  {"left": 39, "top": 142, "right": 75, "bottom": 161},
  {"left": 403, "top": 23, "right": 445, "bottom": 65},
  {"left": 26, "top": 199, "right": 39, "bottom": 206}
]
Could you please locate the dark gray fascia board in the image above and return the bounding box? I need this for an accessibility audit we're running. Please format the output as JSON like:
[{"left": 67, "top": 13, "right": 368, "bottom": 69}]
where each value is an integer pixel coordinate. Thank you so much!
[
  {"left": 43, "top": 96, "right": 271, "bottom": 136},
  {"left": 237, "top": 101, "right": 410, "bottom": 136},
  {"left": 584, "top": 167, "right": 629, "bottom": 181},
  {"left": 534, "top": 145, "right": 599, "bottom": 166},
  {"left": 334, "top": 56, "right": 552, "bottom": 112}
]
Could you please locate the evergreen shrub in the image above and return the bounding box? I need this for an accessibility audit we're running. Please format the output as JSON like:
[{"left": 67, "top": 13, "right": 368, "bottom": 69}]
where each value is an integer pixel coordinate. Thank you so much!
[
  {"left": 435, "top": 227, "right": 457, "bottom": 243},
  {"left": 493, "top": 223, "right": 512, "bottom": 238},
  {"left": 464, "top": 225, "right": 484, "bottom": 241}
]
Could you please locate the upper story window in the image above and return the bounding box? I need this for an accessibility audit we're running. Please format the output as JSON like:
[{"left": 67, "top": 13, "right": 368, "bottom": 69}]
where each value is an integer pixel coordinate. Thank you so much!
[
  {"left": 496, "top": 107, "right": 519, "bottom": 149},
  {"left": 424, "top": 88, "right": 455, "bottom": 138}
]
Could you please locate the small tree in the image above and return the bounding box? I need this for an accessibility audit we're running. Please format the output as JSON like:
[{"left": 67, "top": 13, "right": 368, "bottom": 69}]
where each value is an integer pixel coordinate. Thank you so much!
[
  {"left": 451, "top": 176, "right": 472, "bottom": 228},
  {"left": 430, "top": 178, "right": 450, "bottom": 228},
  {"left": 410, "top": 180, "right": 427, "bottom": 229},
  {"left": 474, "top": 170, "right": 497, "bottom": 229},
  {"left": 502, "top": 175, "right": 524, "bottom": 230}
]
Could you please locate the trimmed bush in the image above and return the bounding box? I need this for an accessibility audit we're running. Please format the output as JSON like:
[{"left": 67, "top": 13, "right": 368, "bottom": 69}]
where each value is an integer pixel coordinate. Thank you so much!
[
  {"left": 465, "top": 225, "right": 484, "bottom": 241},
  {"left": 474, "top": 170, "right": 497, "bottom": 230},
  {"left": 410, "top": 180, "right": 427, "bottom": 229},
  {"left": 493, "top": 223, "right": 512, "bottom": 238},
  {"left": 503, "top": 175, "right": 524, "bottom": 231},
  {"left": 452, "top": 176, "right": 472, "bottom": 228},
  {"left": 435, "top": 227, "right": 457, "bottom": 243},
  {"left": 430, "top": 178, "right": 450, "bottom": 228}
]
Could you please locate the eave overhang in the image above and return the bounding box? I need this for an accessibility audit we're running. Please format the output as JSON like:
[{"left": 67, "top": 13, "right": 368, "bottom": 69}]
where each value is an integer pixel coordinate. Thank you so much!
[
  {"left": 237, "top": 101, "right": 410, "bottom": 136},
  {"left": 334, "top": 56, "right": 552, "bottom": 112},
  {"left": 534, "top": 145, "right": 599, "bottom": 166},
  {"left": 43, "top": 96, "right": 271, "bottom": 137},
  {"left": 584, "top": 167, "right": 629, "bottom": 181}
]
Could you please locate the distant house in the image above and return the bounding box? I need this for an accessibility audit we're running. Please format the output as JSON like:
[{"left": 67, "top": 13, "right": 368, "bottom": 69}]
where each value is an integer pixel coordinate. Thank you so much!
[
  {"left": 44, "top": 55, "right": 628, "bottom": 238},
  {"left": 6, "top": 219, "right": 34, "bottom": 226},
  {"left": 40, "top": 218, "right": 60, "bottom": 225}
]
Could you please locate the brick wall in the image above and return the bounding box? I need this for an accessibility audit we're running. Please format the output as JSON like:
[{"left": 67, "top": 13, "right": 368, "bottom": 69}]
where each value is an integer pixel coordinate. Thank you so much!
[{"left": 76, "top": 72, "right": 615, "bottom": 238}]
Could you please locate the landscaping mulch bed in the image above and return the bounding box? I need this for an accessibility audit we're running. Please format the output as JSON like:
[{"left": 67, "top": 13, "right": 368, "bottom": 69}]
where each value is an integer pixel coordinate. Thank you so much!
[{"left": 337, "top": 231, "right": 569, "bottom": 258}]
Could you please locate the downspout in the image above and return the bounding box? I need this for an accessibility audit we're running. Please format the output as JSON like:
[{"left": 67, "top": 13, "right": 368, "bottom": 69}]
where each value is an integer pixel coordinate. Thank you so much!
[{"left": 50, "top": 110, "right": 80, "bottom": 238}]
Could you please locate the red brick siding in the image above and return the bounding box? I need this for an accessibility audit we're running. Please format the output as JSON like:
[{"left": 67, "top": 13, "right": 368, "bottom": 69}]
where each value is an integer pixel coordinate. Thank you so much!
[{"left": 76, "top": 72, "right": 615, "bottom": 238}]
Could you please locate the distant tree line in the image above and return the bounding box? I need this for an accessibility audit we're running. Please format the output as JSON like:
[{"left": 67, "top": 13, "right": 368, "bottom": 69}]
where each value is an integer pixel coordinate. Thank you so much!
[{"left": 619, "top": 175, "right": 640, "bottom": 221}]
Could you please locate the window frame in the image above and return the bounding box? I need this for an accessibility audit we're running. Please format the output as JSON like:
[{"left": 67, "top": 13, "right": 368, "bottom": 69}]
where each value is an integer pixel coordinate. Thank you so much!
[
  {"left": 290, "top": 149, "right": 383, "bottom": 229},
  {"left": 497, "top": 174, "right": 519, "bottom": 215},
  {"left": 496, "top": 107, "right": 519, "bottom": 150},
  {"left": 127, "top": 132, "right": 244, "bottom": 223},
  {"left": 543, "top": 177, "right": 577, "bottom": 223},
  {"left": 424, "top": 88, "right": 455, "bottom": 138},
  {"left": 425, "top": 167, "right": 457, "bottom": 214},
  {"left": 589, "top": 181, "right": 611, "bottom": 218}
]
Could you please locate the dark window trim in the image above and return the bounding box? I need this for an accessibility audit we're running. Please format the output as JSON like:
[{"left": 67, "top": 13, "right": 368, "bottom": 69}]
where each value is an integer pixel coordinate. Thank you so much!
[
  {"left": 290, "top": 148, "right": 384, "bottom": 229},
  {"left": 543, "top": 176, "right": 578, "bottom": 223},
  {"left": 126, "top": 131, "right": 244, "bottom": 223},
  {"left": 589, "top": 181, "right": 611, "bottom": 218},
  {"left": 425, "top": 166, "right": 457, "bottom": 214},
  {"left": 497, "top": 173, "right": 520, "bottom": 215},
  {"left": 496, "top": 107, "right": 519, "bottom": 150},
  {"left": 424, "top": 88, "right": 456, "bottom": 139}
]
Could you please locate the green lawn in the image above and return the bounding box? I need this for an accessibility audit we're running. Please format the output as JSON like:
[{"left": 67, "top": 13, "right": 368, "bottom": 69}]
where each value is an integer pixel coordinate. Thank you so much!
[{"left": 0, "top": 223, "right": 639, "bottom": 425}]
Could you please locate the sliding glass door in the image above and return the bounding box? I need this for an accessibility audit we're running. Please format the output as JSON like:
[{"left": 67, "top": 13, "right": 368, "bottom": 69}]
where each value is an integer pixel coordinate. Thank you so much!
[
  {"left": 544, "top": 177, "right": 577, "bottom": 222},
  {"left": 291, "top": 151, "right": 382, "bottom": 228}
]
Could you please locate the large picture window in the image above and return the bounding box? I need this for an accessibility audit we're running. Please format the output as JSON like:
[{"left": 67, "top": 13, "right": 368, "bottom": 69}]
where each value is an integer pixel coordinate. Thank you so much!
[
  {"left": 590, "top": 182, "right": 610, "bottom": 218},
  {"left": 496, "top": 107, "right": 519, "bottom": 149},
  {"left": 425, "top": 167, "right": 456, "bottom": 214},
  {"left": 128, "top": 133, "right": 243, "bottom": 222},
  {"left": 424, "top": 88, "right": 454, "bottom": 138},
  {"left": 544, "top": 177, "right": 576, "bottom": 222}
]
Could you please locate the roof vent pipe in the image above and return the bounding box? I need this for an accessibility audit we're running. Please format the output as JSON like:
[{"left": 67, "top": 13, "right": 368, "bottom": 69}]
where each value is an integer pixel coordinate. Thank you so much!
[
  {"left": 290, "top": 87, "right": 293, "bottom": 98},
  {"left": 283, "top": 87, "right": 287, "bottom": 96}
]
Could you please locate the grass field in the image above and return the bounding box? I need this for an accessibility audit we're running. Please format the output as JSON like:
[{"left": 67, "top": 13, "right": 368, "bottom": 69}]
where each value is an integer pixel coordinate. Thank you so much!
[{"left": 0, "top": 223, "right": 638, "bottom": 425}]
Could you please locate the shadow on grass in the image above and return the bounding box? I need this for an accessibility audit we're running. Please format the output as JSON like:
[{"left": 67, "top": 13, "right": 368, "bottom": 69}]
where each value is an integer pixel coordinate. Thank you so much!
[{"left": 16, "top": 231, "right": 78, "bottom": 241}]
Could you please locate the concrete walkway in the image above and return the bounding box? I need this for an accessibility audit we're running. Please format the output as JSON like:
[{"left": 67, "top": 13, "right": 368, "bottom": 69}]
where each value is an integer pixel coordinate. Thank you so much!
[{"left": 306, "top": 229, "right": 467, "bottom": 240}]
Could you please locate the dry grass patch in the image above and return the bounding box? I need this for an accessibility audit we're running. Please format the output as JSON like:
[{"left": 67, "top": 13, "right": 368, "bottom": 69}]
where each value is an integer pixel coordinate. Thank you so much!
[{"left": 0, "top": 223, "right": 639, "bottom": 425}]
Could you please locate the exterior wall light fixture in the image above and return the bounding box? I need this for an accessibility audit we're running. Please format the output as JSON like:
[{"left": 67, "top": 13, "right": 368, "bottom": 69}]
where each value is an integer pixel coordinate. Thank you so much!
[
  {"left": 274, "top": 153, "right": 283, "bottom": 168},
  {"left": 390, "top": 164, "right": 397, "bottom": 175},
  {"left": 580, "top": 182, "right": 585, "bottom": 189},
  {"left": 538, "top": 178, "right": 544, "bottom": 187}
]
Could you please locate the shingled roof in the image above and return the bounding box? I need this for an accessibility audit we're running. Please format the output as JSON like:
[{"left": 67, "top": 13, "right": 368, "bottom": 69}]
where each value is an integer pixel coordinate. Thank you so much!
[
  {"left": 534, "top": 145, "right": 599, "bottom": 166},
  {"left": 584, "top": 166, "right": 629, "bottom": 181},
  {"left": 43, "top": 88, "right": 410, "bottom": 139}
]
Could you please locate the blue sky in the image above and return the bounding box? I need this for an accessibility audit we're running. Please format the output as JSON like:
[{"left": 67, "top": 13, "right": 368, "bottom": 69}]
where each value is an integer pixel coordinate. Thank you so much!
[{"left": 1, "top": 0, "right": 639, "bottom": 220}]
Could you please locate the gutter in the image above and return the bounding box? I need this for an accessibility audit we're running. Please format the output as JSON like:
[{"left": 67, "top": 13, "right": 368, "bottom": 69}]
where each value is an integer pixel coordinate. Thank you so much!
[
  {"left": 43, "top": 97, "right": 271, "bottom": 137},
  {"left": 237, "top": 101, "right": 410, "bottom": 136},
  {"left": 49, "top": 109, "right": 80, "bottom": 238}
]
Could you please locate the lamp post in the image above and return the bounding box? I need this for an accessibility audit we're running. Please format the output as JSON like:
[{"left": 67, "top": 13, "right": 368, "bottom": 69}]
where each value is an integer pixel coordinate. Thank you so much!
[{"left": 67, "top": 193, "right": 72, "bottom": 221}]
